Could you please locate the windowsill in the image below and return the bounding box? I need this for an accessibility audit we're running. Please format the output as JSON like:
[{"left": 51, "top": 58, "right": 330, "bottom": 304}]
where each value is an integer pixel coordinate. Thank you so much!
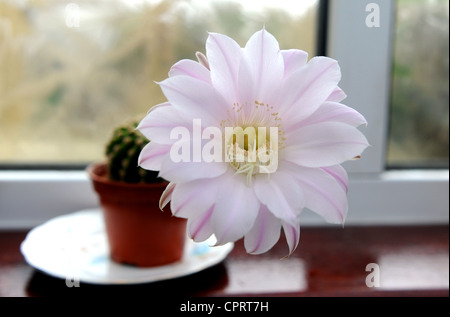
[
  {"left": 0, "top": 169, "right": 448, "bottom": 229},
  {"left": 0, "top": 225, "right": 448, "bottom": 297}
]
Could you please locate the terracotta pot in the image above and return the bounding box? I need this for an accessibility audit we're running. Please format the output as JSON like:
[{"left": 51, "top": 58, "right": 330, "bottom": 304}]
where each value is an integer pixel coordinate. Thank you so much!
[{"left": 87, "top": 163, "right": 187, "bottom": 267}]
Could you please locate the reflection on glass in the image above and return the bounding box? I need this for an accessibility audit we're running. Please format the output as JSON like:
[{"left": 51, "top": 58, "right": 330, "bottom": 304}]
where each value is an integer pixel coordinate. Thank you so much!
[
  {"left": 225, "top": 258, "right": 307, "bottom": 294},
  {"left": 378, "top": 251, "right": 449, "bottom": 290},
  {"left": 388, "top": 0, "right": 449, "bottom": 168},
  {"left": 0, "top": 0, "right": 318, "bottom": 165}
]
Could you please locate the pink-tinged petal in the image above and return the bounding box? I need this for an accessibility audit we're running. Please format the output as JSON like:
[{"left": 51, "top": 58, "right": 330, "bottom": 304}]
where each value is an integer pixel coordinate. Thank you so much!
[
  {"left": 286, "top": 101, "right": 368, "bottom": 131},
  {"left": 169, "top": 59, "right": 211, "bottom": 84},
  {"left": 283, "top": 122, "right": 369, "bottom": 168},
  {"left": 159, "top": 75, "right": 228, "bottom": 126},
  {"left": 321, "top": 165, "right": 349, "bottom": 193},
  {"left": 159, "top": 156, "right": 228, "bottom": 184},
  {"left": 281, "top": 49, "right": 308, "bottom": 79},
  {"left": 253, "top": 168, "right": 304, "bottom": 227},
  {"left": 138, "top": 142, "right": 171, "bottom": 171},
  {"left": 244, "top": 204, "right": 281, "bottom": 254},
  {"left": 305, "top": 102, "right": 367, "bottom": 127},
  {"left": 280, "top": 57, "right": 341, "bottom": 123},
  {"left": 187, "top": 205, "right": 214, "bottom": 242},
  {"left": 206, "top": 32, "right": 242, "bottom": 104},
  {"left": 327, "top": 86, "right": 347, "bottom": 102},
  {"left": 159, "top": 182, "right": 175, "bottom": 210},
  {"left": 238, "top": 28, "right": 284, "bottom": 106},
  {"left": 170, "top": 177, "right": 221, "bottom": 219},
  {"left": 282, "top": 220, "right": 300, "bottom": 255},
  {"left": 145, "top": 101, "right": 170, "bottom": 113},
  {"left": 236, "top": 59, "right": 255, "bottom": 113},
  {"left": 137, "top": 103, "right": 192, "bottom": 144},
  {"left": 196, "top": 51, "right": 210, "bottom": 70},
  {"left": 212, "top": 173, "right": 260, "bottom": 245},
  {"left": 285, "top": 163, "right": 348, "bottom": 224}
]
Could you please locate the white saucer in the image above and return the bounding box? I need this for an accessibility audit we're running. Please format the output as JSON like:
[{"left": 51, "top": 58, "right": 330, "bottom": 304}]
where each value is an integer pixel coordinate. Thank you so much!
[{"left": 20, "top": 209, "right": 233, "bottom": 285}]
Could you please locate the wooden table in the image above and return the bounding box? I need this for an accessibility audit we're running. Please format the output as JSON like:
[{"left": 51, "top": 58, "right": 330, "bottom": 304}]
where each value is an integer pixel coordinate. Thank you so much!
[{"left": 0, "top": 225, "right": 448, "bottom": 298}]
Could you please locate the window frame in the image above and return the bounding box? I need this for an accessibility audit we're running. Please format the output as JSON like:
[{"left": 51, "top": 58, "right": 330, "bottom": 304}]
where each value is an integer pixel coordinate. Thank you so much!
[{"left": 0, "top": 0, "right": 448, "bottom": 229}]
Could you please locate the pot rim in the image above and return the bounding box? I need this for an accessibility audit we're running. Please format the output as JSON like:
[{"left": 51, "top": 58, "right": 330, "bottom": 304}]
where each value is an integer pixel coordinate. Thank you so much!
[{"left": 86, "top": 162, "right": 168, "bottom": 189}]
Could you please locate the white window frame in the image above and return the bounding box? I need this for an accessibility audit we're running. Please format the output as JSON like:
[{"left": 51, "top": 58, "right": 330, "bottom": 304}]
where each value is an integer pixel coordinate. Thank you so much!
[{"left": 0, "top": 0, "right": 448, "bottom": 229}]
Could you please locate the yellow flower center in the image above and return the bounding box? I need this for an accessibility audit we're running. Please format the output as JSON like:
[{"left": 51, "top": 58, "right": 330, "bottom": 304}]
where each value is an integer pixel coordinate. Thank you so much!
[{"left": 221, "top": 100, "right": 285, "bottom": 184}]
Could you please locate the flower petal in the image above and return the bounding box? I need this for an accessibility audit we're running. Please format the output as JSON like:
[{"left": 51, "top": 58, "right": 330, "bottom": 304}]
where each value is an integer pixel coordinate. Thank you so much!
[
  {"left": 160, "top": 156, "right": 228, "bottom": 186},
  {"left": 303, "top": 102, "right": 367, "bottom": 127},
  {"left": 253, "top": 168, "right": 304, "bottom": 226},
  {"left": 159, "top": 75, "right": 228, "bottom": 126},
  {"left": 286, "top": 101, "right": 367, "bottom": 132},
  {"left": 238, "top": 28, "right": 284, "bottom": 106},
  {"left": 206, "top": 32, "right": 242, "bottom": 104},
  {"left": 170, "top": 177, "right": 221, "bottom": 219},
  {"left": 281, "top": 49, "right": 308, "bottom": 79},
  {"left": 138, "top": 142, "right": 171, "bottom": 171},
  {"left": 283, "top": 122, "right": 369, "bottom": 168},
  {"left": 285, "top": 163, "right": 348, "bottom": 224},
  {"left": 244, "top": 204, "right": 281, "bottom": 254},
  {"left": 212, "top": 173, "right": 260, "bottom": 245},
  {"left": 187, "top": 205, "right": 214, "bottom": 242},
  {"left": 280, "top": 56, "right": 341, "bottom": 123},
  {"left": 321, "top": 165, "right": 349, "bottom": 193},
  {"left": 169, "top": 59, "right": 211, "bottom": 84},
  {"left": 326, "top": 86, "right": 347, "bottom": 102},
  {"left": 282, "top": 220, "right": 300, "bottom": 255},
  {"left": 159, "top": 182, "right": 175, "bottom": 210},
  {"left": 195, "top": 51, "right": 210, "bottom": 70},
  {"left": 137, "top": 103, "right": 192, "bottom": 144}
]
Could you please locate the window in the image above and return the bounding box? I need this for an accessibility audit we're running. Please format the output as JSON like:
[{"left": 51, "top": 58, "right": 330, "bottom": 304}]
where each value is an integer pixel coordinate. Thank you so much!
[
  {"left": 0, "top": 0, "right": 318, "bottom": 166},
  {"left": 387, "top": 0, "right": 449, "bottom": 168},
  {"left": 324, "top": 0, "right": 448, "bottom": 225},
  {"left": 0, "top": 0, "right": 448, "bottom": 228}
]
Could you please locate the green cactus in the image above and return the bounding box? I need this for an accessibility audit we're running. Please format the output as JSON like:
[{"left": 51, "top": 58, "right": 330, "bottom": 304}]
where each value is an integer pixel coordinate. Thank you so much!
[{"left": 105, "top": 121, "right": 161, "bottom": 183}]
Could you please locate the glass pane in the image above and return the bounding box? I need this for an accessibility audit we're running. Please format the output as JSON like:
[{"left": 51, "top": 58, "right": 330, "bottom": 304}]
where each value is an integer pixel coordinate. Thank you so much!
[
  {"left": 0, "top": 0, "right": 318, "bottom": 166},
  {"left": 387, "top": 0, "right": 449, "bottom": 168}
]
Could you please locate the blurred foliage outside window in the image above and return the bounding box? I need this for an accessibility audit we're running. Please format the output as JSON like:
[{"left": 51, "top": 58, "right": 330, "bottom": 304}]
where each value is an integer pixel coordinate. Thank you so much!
[
  {"left": 3, "top": 0, "right": 446, "bottom": 169},
  {"left": 0, "top": 0, "right": 318, "bottom": 165},
  {"left": 387, "top": 0, "right": 449, "bottom": 168}
]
